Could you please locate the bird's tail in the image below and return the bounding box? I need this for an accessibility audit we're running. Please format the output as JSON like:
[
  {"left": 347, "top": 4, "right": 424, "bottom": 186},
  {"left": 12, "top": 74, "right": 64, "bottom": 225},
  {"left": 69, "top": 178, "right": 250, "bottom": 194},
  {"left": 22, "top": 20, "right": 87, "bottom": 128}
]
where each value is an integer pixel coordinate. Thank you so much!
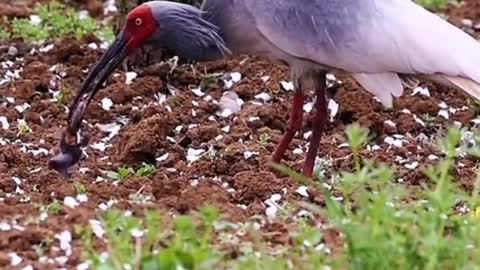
[
  {"left": 419, "top": 75, "right": 480, "bottom": 102},
  {"left": 351, "top": 73, "right": 480, "bottom": 108}
]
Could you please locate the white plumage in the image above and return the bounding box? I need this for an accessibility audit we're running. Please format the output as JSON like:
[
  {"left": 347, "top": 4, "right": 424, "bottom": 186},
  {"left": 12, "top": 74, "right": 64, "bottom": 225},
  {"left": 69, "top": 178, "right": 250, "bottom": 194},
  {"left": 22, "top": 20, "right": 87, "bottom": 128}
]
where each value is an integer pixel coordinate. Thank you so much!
[
  {"left": 245, "top": 0, "right": 480, "bottom": 107},
  {"left": 352, "top": 0, "right": 480, "bottom": 107}
]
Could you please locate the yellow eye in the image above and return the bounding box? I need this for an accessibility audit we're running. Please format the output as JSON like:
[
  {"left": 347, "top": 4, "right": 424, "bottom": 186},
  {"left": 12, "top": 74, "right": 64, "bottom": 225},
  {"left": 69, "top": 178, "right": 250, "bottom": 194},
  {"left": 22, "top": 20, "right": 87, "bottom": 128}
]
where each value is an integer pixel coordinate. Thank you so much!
[{"left": 135, "top": 18, "right": 143, "bottom": 26}]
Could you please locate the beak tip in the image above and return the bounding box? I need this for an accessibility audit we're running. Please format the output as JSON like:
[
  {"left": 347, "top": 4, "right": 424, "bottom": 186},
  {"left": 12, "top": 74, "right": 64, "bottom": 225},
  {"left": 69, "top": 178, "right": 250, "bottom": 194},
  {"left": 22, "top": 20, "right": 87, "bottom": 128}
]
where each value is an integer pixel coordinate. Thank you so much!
[{"left": 48, "top": 153, "right": 73, "bottom": 177}]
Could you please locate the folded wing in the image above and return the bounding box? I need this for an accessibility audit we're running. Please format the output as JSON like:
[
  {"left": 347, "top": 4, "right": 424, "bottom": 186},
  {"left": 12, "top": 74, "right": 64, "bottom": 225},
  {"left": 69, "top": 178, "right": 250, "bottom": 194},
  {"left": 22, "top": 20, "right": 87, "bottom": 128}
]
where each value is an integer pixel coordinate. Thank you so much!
[{"left": 246, "top": 0, "right": 480, "bottom": 107}]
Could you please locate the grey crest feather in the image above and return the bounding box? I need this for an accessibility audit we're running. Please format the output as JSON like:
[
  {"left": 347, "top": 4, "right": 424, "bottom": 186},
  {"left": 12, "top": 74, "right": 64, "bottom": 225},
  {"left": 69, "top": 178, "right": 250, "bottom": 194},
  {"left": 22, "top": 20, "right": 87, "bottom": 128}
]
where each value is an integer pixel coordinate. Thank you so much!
[{"left": 146, "top": 1, "right": 231, "bottom": 62}]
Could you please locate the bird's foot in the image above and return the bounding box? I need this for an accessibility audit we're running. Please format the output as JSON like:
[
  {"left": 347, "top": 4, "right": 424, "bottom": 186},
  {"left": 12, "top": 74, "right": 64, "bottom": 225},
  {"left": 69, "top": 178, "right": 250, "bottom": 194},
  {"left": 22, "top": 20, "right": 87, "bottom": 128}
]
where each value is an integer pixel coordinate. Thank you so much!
[{"left": 272, "top": 88, "right": 305, "bottom": 162}]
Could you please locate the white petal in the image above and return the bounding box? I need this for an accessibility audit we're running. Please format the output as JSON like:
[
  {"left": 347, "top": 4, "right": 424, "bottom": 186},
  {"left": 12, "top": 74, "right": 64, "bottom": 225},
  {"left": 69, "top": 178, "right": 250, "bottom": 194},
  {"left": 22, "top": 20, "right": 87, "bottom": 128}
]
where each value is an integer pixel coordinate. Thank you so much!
[
  {"left": 280, "top": 81, "right": 295, "bottom": 91},
  {"left": 125, "top": 72, "right": 137, "bottom": 85},
  {"left": 295, "top": 186, "right": 309, "bottom": 197},
  {"left": 0, "top": 116, "right": 9, "bottom": 130},
  {"left": 101, "top": 98, "right": 113, "bottom": 111}
]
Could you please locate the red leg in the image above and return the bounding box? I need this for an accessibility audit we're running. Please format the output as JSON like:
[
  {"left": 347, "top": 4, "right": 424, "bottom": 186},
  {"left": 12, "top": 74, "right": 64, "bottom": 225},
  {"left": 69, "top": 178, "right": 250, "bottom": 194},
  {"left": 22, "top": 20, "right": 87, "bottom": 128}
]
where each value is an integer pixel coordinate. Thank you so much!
[
  {"left": 272, "top": 85, "right": 304, "bottom": 163},
  {"left": 303, "top": 74, "right": 327, "bottom": 177}
]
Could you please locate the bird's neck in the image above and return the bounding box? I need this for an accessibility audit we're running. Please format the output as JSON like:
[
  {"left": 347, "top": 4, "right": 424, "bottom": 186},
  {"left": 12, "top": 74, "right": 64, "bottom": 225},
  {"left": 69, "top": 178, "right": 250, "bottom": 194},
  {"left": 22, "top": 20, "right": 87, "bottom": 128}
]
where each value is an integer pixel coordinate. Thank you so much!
[{"left": 154, "top": 3, "right": 230, "bottom": 63}]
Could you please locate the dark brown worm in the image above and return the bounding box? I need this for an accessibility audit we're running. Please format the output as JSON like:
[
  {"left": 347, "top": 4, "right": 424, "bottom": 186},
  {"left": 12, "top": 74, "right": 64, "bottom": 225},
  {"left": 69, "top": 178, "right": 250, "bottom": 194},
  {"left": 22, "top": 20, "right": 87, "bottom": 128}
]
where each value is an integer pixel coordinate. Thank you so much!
[{"left": 48, "top": 131, "right": 88, "bottom": 177}]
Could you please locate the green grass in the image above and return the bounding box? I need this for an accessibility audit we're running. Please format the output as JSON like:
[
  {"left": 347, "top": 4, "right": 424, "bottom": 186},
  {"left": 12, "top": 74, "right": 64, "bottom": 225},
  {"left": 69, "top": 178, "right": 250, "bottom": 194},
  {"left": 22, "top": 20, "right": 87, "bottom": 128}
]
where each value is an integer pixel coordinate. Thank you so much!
[
  {"left": 44, "top": 200, "right": 62, "bottom": 215},
  {"left": 16, "top": 120, "right": 30, "bottom": 138},
  {"left": 5, "top": 1, "right": 114, "bottom": 43},
  {"left": 417, "top": 0, "right": 457, "bottom": 10},
  {"left": 79, "top": 207, "right": 223, "bottom": 269},
  {"left": 78, "top": 124, "right": 480, "bottom": 269},
  {"left": 257, "top": 133, "right": 272, "bottom": 147},
  {"left": 200, "top": 74, "right": 219, "bottom": 89},
  {"left": 74, "top": 182, "right": 87, "bottom": 194},
  {"left": 104, "top": 163, "right": 156, "bottom": 181},
  {"left": 0, "top": 29, "right": 11, "bottom": 41}
]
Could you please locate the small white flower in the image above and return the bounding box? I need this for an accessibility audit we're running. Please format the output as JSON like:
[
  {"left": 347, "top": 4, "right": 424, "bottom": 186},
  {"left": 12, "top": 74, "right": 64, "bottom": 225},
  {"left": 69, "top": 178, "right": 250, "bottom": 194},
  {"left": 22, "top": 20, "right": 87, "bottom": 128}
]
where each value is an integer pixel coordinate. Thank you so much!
[
  {"left": 224, "top": 80, "right": 234, "bottom": 89},
  {"left": 88, "top": 43, "right": 98, "bottom": 50},
  {"left": 191, "top": 179, "right": 199, "bottom": 187},
  {"left": 280, "top": 81, "right": 295, "bottom": 91},
  {"left": 243, "top": 151, "right": 259, "bottom": 159},
  {"left": 15, "top": 103, "right": 30, "bottom": 113},
  {"left": 89, "top": 219, "right": 105, "bottom": 238},
  {"left": 29, "top": 15, "right": 42, "bottom": 26},
  {"left": 125, "top": 72, "right": 137, "bottom": 85},
  {"left": 98, "top": 203, "right": 109, "bottom": 211},
  {"left": 56, "top": 230, "right": 72, "bottom": 252},
  {"left": 0, "top": 223, "right": 12, "bottom": 231},
  {"left": 0, "top": 116, "right": 9, "bottom": 130},
  {"left": 303, "top": 102, "right": 314, "bottom": 113},
  {"left": 412, "top": 86, "right": 430, "bottom": 97},
  {"left": 40, "top": 44, "right": 54, "bottom": 53},
  {"left": 438, "top": 109, "right": 449, "bottom": 120},
  {"left": 293, "top": 148, "right": 304, "bottom": 155},
  {"left": 254, "top": 92, "right": 271, "bottom": 102},
  {"left": 55, "top": 256, "right": 68, "bottom": 265},
  {"left": 265, "top": 205, "right": 278, "bottom": 218},
  {"left": 101, "top": 98, "right": 113, "bottom": 111},
  {"left": 384, "top": 136, "right": 403, "bottom": 148},
  {"left": 217, "top": 91, "right": 243, "bottom": 118},
  {"left": 9, "top": 253, "right": 22, "bottom": 266},
  {"left": 95, "top": 122, "right": 122, "bottom": 141},
  {"left": 295, "top": 186, "right": 309, "bottom": 197},
  {"left": 221, "top": 126, "right": 231, "bottom": 133},
  {"left": 76, "top": 194, "right": 88, "bottom": 203},
  {"left": 28, "top": 148, "right": 49, "bottom": 157},
  {"left": 438, "top": 101, "right": 449, "bottom": 109},
  {"left": 384, "top": 120, "right": 396, "bottom": 128},
  {"left": 186, "top": 148, "right": 205, "bottom": 163},
  {"left": 191, "top": 87, "right": 205, "bottom": 97},
  {"left": 12, "top": 177, "right": 21, "bottom": 185},
  {"left": 268, "top": 194, "right": 282, "bottom": 203},
  {"left": 90, "top": 142, "right": 109, "bottom": 152},
  {"left": 404, "top": 161, "right": 419, "bottom": 170},
  {"left": 156, "top": 153, "right": 169, "bottom": 162},
  {"left": 77, "top": 262, "right": 90, "bottom": 270},
  {"left": 78, "top": 10, "right": 90, "bottom": 20},
  {"left": 63, "top": 196, "right": 79, "bottom": 208},
  {"left": 130, "top": 228, "right": 144, "bottom": 238},
  {"left": 328, "top": 99, "right": 339, "bottom": 119},
  {"left": 230, "top": 72, "right": 242, "bottom": 83},
  {"left": 39, "top": 212, "right": 48, "bottom": 222},
  {"left": 303, "top": 131, "right": 312, "bottom": 139}
]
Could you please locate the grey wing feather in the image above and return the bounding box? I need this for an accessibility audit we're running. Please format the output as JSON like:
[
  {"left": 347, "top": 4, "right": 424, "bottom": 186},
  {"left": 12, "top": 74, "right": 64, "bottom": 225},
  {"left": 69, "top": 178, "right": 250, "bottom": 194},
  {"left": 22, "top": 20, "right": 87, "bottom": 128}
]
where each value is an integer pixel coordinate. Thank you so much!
[
  {"left": 147, "top": 1, "right": 230, "bottom": 61},
  {"left": 243, "top": 0, "right": 373, "bottom": 72},
  {"left": 244, "top": 0, "right": 480, "bottom": 107}
]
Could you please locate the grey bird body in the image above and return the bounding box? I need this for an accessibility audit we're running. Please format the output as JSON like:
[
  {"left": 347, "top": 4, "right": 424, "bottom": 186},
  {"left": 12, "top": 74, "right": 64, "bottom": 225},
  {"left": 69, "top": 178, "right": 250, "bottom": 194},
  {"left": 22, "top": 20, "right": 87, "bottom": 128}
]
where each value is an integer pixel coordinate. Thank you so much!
[
  {"left": 196, "top": 0, "right": 480, "bottom": 107},
  {"left": 53, "top": 0, "right": 480, "bottom": 177}
]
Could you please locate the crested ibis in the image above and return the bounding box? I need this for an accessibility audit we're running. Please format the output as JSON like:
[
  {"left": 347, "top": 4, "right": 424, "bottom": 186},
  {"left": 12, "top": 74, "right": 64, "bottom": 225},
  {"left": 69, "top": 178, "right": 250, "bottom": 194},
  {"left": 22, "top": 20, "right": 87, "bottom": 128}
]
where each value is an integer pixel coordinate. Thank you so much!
[{"left": 49, "top": 0, "right": 480, "bottom": 177}]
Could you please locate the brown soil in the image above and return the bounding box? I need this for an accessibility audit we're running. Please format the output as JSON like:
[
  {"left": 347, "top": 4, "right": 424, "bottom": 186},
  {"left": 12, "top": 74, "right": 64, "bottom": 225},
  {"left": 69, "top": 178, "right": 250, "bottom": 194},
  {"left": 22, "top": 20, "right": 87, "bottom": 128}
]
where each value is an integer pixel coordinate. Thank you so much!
[{"left": 1, "top": 1, "right": 480, "bottom": 269}]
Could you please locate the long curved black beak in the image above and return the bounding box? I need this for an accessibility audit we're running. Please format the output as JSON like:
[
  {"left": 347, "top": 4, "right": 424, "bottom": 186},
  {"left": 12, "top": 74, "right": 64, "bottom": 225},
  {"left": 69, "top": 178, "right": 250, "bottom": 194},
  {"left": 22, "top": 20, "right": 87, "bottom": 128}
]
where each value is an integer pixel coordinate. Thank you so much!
[
  {"left": 48, "top": 31, "right": 130, "bottom": 176},
  {"left": 67, "top": 32, "right": 130, "bottom": 134}
]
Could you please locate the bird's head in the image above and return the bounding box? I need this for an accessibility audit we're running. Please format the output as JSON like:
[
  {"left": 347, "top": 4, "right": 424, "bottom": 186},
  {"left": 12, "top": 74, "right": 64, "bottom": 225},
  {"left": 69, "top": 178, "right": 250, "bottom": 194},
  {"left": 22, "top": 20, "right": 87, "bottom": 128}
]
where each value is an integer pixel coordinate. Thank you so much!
[
  {"left": 66, "top": 1, "right": 231, "bottom": 131},
  {"left": 123, "top": 5, "right": 159, "bottom": 53},
  {"left": 68, "top": 2, "right": 229, "bottom": 116},
  {"left": 49, "top": 2, "right": 230, "bottom": 176},
  {"left": 76, "top": 2, "right": 229, "bottom": 99}
]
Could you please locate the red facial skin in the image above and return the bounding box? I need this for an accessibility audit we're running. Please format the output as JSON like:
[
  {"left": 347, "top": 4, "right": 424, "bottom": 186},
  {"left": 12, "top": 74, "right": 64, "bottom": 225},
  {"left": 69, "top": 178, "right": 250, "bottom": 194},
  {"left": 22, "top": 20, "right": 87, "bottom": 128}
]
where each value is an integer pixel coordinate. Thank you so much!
[{"left": 124, "top": 5, "right": 159, "bottom": 53}]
